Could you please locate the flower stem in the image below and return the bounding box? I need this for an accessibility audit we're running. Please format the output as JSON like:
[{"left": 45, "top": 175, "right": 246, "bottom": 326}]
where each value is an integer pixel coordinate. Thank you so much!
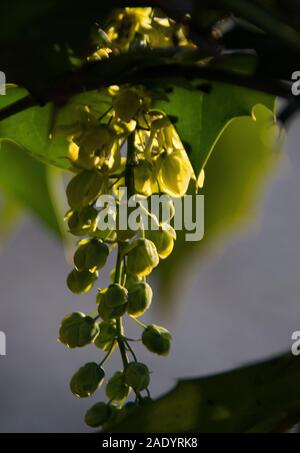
[
  {"left": 130, "top": 316, "right": 146, "bottom": 329},
  {"left": 125, "top": 132, "right": 135, "bottom": 197},
  {"left": 114, "top": 243, "right": 129, "bottom": 369},
  {"left": 99, "top": 340, "right": 116, "bottom": 367}
]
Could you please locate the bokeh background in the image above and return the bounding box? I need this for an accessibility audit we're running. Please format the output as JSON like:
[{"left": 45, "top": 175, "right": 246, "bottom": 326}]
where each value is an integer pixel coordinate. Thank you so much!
[{"left": 0, "top": 113, "right": 299, "bottom": 433}]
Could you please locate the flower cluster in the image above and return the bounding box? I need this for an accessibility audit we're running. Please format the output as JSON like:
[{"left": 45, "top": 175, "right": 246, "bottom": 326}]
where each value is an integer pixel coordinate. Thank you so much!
[
  {"left": 59, "top": 7, "right": 196, "bottom": 429},
  {"left": 88, "top": 7, "right": 195, "bottom": 61}
]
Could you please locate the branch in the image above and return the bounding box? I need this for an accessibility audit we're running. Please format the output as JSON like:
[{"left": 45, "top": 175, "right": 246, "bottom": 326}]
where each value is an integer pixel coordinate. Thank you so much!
[
  {"left": 214, "top": 0, "right": 300, "bottom": 53},
  {"left": 151, "top": 0, "right": 300, "bottom": 55},
  {"left": 0, "top": 60, "right": 296, "bottom": 123},
  {"left": 0, "top": 95, "right": 37, "bottom": 122}
]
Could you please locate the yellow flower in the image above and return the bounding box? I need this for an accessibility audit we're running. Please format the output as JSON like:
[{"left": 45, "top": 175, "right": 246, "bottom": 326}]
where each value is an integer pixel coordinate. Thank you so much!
[
  {"left": 134, "top": 160, "right": 157, "bottom": 196},
  {"left": 113, "top": 88, "right": 141, "bottom": 122},
  {"left": 125, "top": 7, "right": 152, "bottom": 32},
  {"left": 106, "top": 8, "right": 152, "bottom": 51},
  {"left": 67, "top": 119, "right": 124, "bottom": 174},
  {"left": 157, "top": 148, "right": 193, "bottom": 197},
  {"left": 87, "top": 47, "right": 112, "bottom": 62}
]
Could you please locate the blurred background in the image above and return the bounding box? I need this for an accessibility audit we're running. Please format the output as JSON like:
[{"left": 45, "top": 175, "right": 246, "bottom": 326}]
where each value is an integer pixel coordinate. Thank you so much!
[{"left": 0, "top": 111, "right": 299, "bottom": 433}]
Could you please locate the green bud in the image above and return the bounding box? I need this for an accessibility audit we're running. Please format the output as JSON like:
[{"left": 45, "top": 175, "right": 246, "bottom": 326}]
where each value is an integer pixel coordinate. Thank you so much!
[
  {"left": 59, "top": 312, "right": 99, "bottom": 348},
  {"left": 157, "top": 148, "right": 193, "bottom": 197},
  {"left": 66, "top": 268, "right": 97, "bottom": 294},
  {"left": 84, "top": 402, "right": 111, "bottom": 428},
  {"left": 94, "top": 321, "right": 117, "bottom": 351},
  {"left": 127, "top": 281, "right": 153, "bottom": 317},
  {"left": 134, "top": 160, "right": 156, "bottom": 197},
  {"left": 97, "top": 288, "right": 127, "bottom": 321},
  {"left": 142, "top": 324, "right": 172, "bottom": 356},
  {"left": 104, "top": 284, "right": 128, "bottom": 307},
  {"left": 98, "top": 302, "right": 127, "bottom": 322},
  {"left": 66, "top": 170, "right": 107, "bottom": 209},
  {"left": 113, "top": 88, "right": 141, "bottom": 122},
  {"left": 70, "top": 362, "right": 104, "bottom": 398},
  {"left": 106, "top": 371, "right": 130, "bottom": 402},
  {"left": 67, "top": 207, "right": 98, "bottom": 236},
  {"left": 74, "top": 239, "right": 109, "bottom": 271},
  {"left": 124, "top": 362, "right": 150, "bottom": 391},
  {"left": 146, "top": 224, "right": 176, "bottom": 259},
  {"left": 96, "top": 288, "right": 107, "bottom": 305},
  {"left": 126, "top": 238, "right": 159, "bottom": 277}
]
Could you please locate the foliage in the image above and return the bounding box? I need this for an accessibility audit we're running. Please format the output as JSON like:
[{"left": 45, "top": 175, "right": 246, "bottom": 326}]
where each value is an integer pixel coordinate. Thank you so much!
[{"left": 105, "top": 353, "right": 300, "bottom": 433}]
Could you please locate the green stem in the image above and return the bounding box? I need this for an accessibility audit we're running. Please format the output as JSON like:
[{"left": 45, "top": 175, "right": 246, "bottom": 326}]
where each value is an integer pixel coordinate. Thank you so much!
[
  {"left": 117, "top": 320, "right": 129, "bottom": 368},
  {"left": 114, "top": 245, "right": 123, "bottom": 285},
  {"left": 114, "top": 243, "right": 129, "bottom": 369},
  {"left": 130, "top": 316, "right": 146, "bottom": 329},
  {"left": 119, "top": 133, "right": 143, "bottom": 404},
  {"left": 124, "top": 339, "right": 138, "bottom": 362},
  {"left": 99, "top": 340, "right": 116, "bottom": 367},
  {"left": 115, "top": 132, "right": 136, "bottom": 365},
  {"left": 125, "top": 132, "right": 135, "bottom": 197}
]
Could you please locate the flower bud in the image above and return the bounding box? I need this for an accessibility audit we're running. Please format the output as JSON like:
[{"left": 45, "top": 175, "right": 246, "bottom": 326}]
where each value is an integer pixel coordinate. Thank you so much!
[
  {"left": 67, "top": 206, "right": 98, "bottom": 236},
  {"left": 70, "top": 362, "right": 105, "bottom": 398},
  {"left": 146, "top": 224, "right": 176, "bottom": 259},
  {"left": 74, "top": 239, "right": 109, "bottom": 271},
  {"left": 124, "top": 362, "right": 150, "bottom": 391},
  {"left": 113, "top": 88, "right": 141, "bottom": 122},
  {"left": 157, "top": 149, "right": 193, "bottom": 197},
  {"left": 66, "top": 170, "right": 107, "bottom": 209},
  {"left": 127, "top": 281, "right": 152, "bottom": 317},
  {"left": 134, "top": 160, "right": 156, "bottom": 196},
  {"left": 66, "top": 268, "right": 97, "bottom": 294},
  {"left": 106, "top": 371, "right": 130, "bottom": 402},
  {"left": 94, "top": 321, "right": 117, "bottom": 351},
  {"left": 126, "top": 238, "right": 159, "bottom": 277},
  {"left": 142, "top": 324, "right": 172, "bottom": 356},
  {"left": 104, "top": 284, "right": 128, "bottom": 307},
  {"left": 98, "top": 300, "right": 126, "bottom": 321},
  {"left": 97, "top": 288, "right": 127, "bottom": 321},
  {"left": 81, "top": 126, "right": 112, "bottom": 153},
  {"left": 76, "top": 146, "right": 102, "bottom": 170},
  {"left": 59, "top": 312, "right": 99, "bottom": 348},
  {"left": 85, "top": 402, "right": 111, "bottom": 428}
]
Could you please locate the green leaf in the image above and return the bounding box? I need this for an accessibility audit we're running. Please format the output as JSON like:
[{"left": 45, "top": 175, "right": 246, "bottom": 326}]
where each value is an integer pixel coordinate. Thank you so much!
[
  {"left": 105, "top": 352, "right": 300, "bottom": 433},
  {"left": 155, "top": 77, "right": 274, "bottom": 175},
  {"left": 0, "top": 85, "right": 111, "bottom": 169},
  {"left": 157, "top": 104, "right": 281, "bottom": 297},
  {"left": 0, "top": 140, "right": 63, "bottom": 236},
  {"left": 0, "top": 59, "right": 273, "bottom": 173}
]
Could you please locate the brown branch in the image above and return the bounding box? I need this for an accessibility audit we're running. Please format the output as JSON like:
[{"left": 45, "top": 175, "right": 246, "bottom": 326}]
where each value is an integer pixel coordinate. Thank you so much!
[
  {"left": 0, "top": 60, "right": 295, "bottom": 123},
  {"left": 0, "top": 95, "right": 37, "bottom": 122}
]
